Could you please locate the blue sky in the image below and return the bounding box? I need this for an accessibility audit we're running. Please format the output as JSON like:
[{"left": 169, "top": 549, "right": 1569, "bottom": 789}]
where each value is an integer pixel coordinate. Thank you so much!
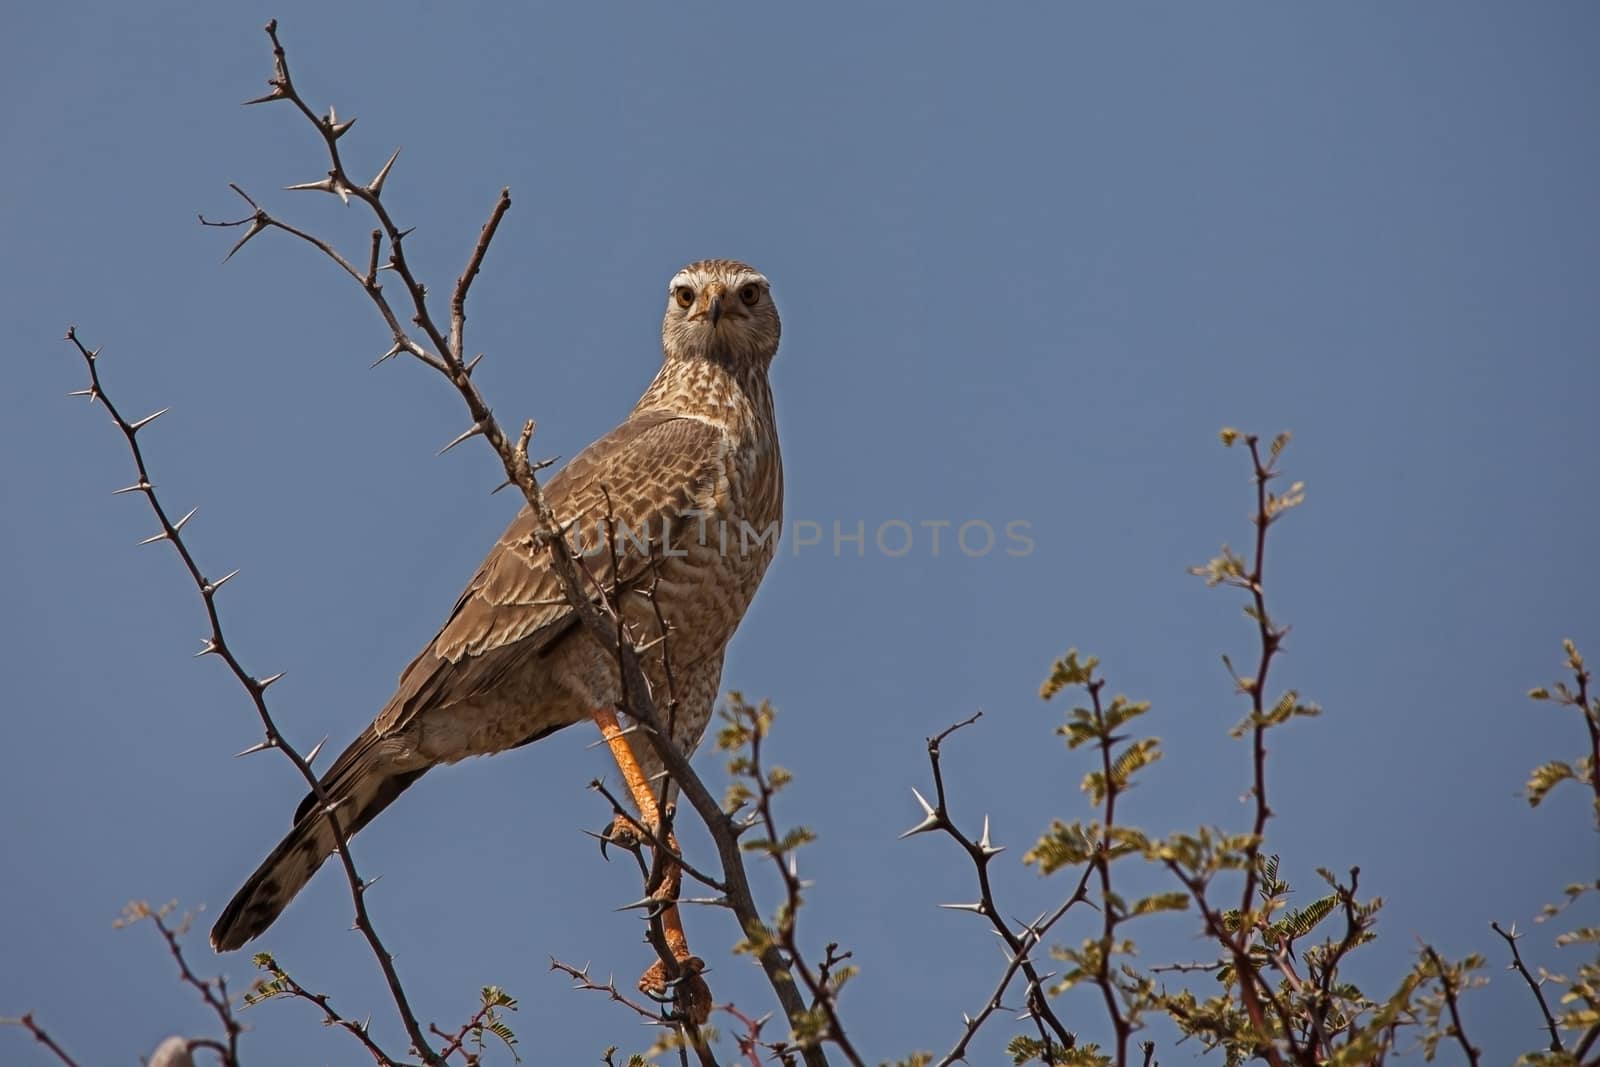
[{"left": 3, "top": 3, "right": 1597, "bottom": 1064}]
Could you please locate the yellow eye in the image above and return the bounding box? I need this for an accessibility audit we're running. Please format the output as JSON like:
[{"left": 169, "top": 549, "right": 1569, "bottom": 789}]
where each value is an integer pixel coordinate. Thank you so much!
[
  {"left": 738, "top": 283, "right": 760, "bottom": 306},
  {"left": 674, "top": 286, "right": 695, "bottom": 309}
]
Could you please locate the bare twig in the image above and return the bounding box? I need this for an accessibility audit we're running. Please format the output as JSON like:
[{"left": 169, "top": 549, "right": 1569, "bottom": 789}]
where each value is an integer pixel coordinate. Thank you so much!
[
  {"left": 249, "top": 952, "right": 404, "bottom": 1066},
  {"left": 1491, "top": 921, "right": 1563, "bottom": 1054},
  {"left": 61, "top": 328, "right": 441, "bottom": 1065},
  {"left": 126, "top": 903, "right": 244, "bottom": 1067},
  {"left": 902, "top": 714, "right": 1080, "bottom": 1062},
  {"left": 720, "top": 1003, "right": 773, "bottom": 1067},
  {"left": 1, "top": 1014, "right": 80, "bottom": 1067},
  {"left": 937, "top": 862, "right": 1093, "bottom": 1067},
  {"left": 741, "top": 707, "right": 863, "bottom": 1067},
  {"left": 550, "top": 958, "right": 667, "bottom": 1025},
  {"left": 589, "top": 777, "right": 728, "bottom": 895}
]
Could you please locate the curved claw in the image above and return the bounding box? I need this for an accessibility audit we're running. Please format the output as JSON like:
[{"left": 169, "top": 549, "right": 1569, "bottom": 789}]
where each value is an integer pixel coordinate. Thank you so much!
[{"left": 598, "top": 813, "right": 644, "bottom": 860}]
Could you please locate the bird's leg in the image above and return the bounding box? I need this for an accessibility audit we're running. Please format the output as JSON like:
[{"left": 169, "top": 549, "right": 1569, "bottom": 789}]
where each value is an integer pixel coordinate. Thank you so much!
[{"left": 589, "top": 705, "right": 711, "bottom": 1025}]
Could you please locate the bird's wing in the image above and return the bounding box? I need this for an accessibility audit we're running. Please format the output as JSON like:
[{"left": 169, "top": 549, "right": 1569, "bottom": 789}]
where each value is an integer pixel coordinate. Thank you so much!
[{"left": 370, "top": 410, "right": 727, "bottom": 737}]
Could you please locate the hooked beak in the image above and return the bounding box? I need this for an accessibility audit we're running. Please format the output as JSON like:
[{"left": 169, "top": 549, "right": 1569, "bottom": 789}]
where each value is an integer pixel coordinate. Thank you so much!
[{"left": 702, "top": 282, "right": 726, "bottom": 328}]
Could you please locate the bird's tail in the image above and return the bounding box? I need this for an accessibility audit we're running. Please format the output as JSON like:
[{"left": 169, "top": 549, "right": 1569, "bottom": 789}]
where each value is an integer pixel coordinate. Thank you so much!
[{"left": 210, "top": 727, "right": 427, "bottom": 952}]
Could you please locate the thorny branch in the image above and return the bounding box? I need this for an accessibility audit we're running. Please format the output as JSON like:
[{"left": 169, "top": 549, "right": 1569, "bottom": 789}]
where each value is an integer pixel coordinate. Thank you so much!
[
  {"left": 1491, "top": 921, "right": 1564, "bottom": 1055},
  {"left": 899, "top": 713, "right": 1082, "bottom": 1064},
  {"left": 720, "top": 1003, "right": 777, "bottom": 1067},
  {"left": 549, "top": 958, "right": 666, "bottom": 1026},
  {"left": 123, "top": 903, "right": 245, "bottom": 1067},
  {"left": 201, "top": 20, "right": 833, "bottom": 1066},
  {"left": 60, "top": 326, "right": 441, "bottom": 1067},
  {"left": 249, "top": 953, "right": 403, "bottom": 1066},
  {"left": 2, "top": 1015, "right": 80, "bottom": 1067},
  {"left": 589, "top": 777, "right": 729, "bottom": 897},
  {"left": 741, "top": 704, "right": 865, "bottom": 1067},
  {"left": 583, "top": 491, "right": 715, "bottom": 1057}
]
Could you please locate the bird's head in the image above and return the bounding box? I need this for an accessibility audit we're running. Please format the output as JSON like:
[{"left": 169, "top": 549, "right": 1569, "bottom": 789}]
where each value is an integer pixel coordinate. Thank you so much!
[{"left": 661, "top": 259, "right": 781, "bottom": 369}]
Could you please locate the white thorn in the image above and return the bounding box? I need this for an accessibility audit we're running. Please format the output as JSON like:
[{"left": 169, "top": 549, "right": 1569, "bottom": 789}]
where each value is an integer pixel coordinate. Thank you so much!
[
  {"left": 256, "top": 671, "right": 286, "bottom": 690},
  {"left": 305, "top": 736, "right": 329, "bottom": 767},
  {"left": 898, "top": 786, "right": 943, "bottom": 839},
  {"left": 369, "top": 147, "right": 401, "bottom": 196},
  {"left": 371, "top": 343, "right": 403, "bottom": 369},
  {"left": 285, "top": 176, "right": 349, "bottom": 205},
  {"left": 172, "top": 506, "right": 198, "bottom": 532},
  {"left": 112, "top": 480, "right": 151, "bottom": 495},
  {"left": 234, "top": 738, "right": 276, "bottom": 758},
  {"left": 138, "top": 529, "right": 170, "bottom": 546},
  {"left": 586, "top": 724, "right": 638, "bottom": 749},
  {"left": 979, "top": 815, "right": 1005, "bottom": 857},
  {"left": 128, "top": 407, "right": 170, "bottom": 432},
  {"left": 206, "top": 569, "right": 240, "bottom": 593},
  {"left": 195, "top": 638, "right": 218, "bottom": 657},
  {"left": 939, "top": 902, "right": 987, "bottom": 914},
  {"left": 437, "top": 421, "right": 484, "bottom": 456}
]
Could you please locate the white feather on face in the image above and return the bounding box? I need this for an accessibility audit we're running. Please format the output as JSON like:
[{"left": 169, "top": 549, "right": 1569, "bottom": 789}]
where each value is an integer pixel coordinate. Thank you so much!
[{"left": 661, "top": 258, "right": 781, "bottom": 369}]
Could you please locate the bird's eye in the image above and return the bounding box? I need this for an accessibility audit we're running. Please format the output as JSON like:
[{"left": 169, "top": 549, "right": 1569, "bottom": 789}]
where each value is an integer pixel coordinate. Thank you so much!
[
  {"left": 674, "top": 286, "right": 695, "bottom": 309},
  {"left": 738, "top": 283, "right": 760, "bottom": 306}
]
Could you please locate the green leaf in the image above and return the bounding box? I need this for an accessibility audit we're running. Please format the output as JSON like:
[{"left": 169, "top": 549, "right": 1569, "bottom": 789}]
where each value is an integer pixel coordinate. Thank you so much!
[
  {"left": 1526, "top": 760, "right": 1578, "bottom": 807},
  {"left": 1280, "top": 894, "right": 1339, "bottom": 939},
  {"left": 1041, "top": 649, "right": 1099, "bottom": 701},
  {"left": 1110, "top": 738, "right": 1162, "bottom": 789},
  {"left": 1026, "top": 820, "right": 1095, "bottom": 875},
  {"left": 1555, "top": 926, "right": 1600, "bottom": 946},
  {"left": 1130, "top": 892, "right": 1190, "bottom": 917}
]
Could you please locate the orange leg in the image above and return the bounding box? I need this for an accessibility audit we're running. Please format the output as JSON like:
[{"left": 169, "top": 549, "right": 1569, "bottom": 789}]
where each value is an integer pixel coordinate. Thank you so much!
[{"left": 590, "top": 706, "right": 710, "bottom": 1024}]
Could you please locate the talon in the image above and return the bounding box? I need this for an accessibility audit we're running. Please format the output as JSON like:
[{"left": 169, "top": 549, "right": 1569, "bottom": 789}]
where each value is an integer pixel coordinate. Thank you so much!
[
  {"left": 638, "top": 954, "right": 712, "bottom": 1025},
  {"left": 600, "top": 812, "right": 644, "bottom": 860}
]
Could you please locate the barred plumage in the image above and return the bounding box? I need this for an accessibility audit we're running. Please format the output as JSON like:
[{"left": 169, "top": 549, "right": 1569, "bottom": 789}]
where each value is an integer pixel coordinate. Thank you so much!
[{"left": 211, "top": 259, "right": 784, "bottom": 951}]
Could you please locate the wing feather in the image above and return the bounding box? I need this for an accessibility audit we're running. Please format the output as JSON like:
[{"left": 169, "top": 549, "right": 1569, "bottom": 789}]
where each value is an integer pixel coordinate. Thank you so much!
[{"left": 372, "top": 411, "right": 726, "bottom": 735}]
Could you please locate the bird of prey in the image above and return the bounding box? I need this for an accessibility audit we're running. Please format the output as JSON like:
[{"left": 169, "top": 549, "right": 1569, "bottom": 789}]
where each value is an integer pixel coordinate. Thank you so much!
[{"left": 211, "top": 258, "right": 784, "bottom": 951}]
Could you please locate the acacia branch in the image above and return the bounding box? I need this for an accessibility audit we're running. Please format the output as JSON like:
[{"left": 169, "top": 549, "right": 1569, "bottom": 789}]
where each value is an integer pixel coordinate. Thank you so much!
[
  {"left": 133, "top": 904, "right": 244, "bottom": 1067},
  {"left": 902, "top": 714, "right": 1079, "bottom": 1061},
  {"left": 1234, "top": 434, "right": 1284, "bottom": 1048},
  {"left": 1491, "top": 921, "right": 1563, "bottom": 1054},
  {"left": 61, "top": 328, "right": 441, "bottom": 1066},
  {"left": 1, "top": 1015, "right": 80, "bottom": 1067},
  {"left": 251, "top": 952, "right": 405, "bottom": 1066},
  {"left": 216, "top": 21, "right": 831, "bottom": 1065},
  {"left": 743, "top": 708, "right": 863, "bottom": 1067}
]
